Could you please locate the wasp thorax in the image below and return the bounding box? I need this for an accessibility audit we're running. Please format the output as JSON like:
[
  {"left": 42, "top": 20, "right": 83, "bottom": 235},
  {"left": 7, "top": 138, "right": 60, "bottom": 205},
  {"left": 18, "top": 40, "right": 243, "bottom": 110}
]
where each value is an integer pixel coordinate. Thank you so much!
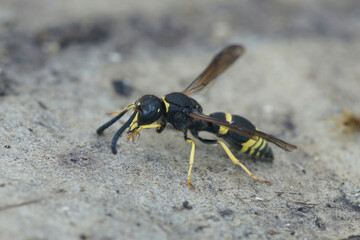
[{"left": 136, "top": 95, "right": 163, "bottom": 125}]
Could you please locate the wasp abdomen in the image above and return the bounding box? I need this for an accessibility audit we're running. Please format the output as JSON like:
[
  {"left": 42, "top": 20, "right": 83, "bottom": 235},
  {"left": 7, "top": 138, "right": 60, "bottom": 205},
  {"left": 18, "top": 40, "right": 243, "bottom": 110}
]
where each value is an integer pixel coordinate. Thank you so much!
[{"left": 209, "top": 112, "right": 274, "bottom": 161}]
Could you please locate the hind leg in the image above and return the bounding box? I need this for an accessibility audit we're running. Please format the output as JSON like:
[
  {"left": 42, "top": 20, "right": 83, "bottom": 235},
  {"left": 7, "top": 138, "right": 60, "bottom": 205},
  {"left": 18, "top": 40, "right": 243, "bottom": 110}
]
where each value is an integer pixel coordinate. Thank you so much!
[
  {"left": 217, "top": 140, "right": 271, "bottom": 186},
  {"left": 191, "top": 131, "right": 271, "bottom": 186}
]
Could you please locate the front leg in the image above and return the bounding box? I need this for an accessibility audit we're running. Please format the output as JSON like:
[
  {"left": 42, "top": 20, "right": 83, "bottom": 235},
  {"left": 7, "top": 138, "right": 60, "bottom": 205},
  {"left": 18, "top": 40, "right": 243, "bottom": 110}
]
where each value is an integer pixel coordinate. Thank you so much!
[
  {"left": 156, "top": 115, "right": 167, "bottom": 134},
  {"left": 127, "top": 123, "right": 162, "bottom": 142}
]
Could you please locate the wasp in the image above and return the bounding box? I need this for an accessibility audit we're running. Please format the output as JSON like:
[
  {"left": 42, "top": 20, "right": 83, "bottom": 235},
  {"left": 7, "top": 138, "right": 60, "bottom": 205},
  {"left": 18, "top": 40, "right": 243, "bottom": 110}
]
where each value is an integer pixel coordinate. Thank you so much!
[{"left": 96, "top": 45, "right": 297, "bottom": 188}]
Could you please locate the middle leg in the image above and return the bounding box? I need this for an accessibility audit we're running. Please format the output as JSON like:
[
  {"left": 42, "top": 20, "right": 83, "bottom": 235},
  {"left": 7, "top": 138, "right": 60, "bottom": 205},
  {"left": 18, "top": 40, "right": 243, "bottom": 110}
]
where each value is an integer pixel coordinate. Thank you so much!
[{"left": 184, "top": 133, "right": 196, "bottom": 189}]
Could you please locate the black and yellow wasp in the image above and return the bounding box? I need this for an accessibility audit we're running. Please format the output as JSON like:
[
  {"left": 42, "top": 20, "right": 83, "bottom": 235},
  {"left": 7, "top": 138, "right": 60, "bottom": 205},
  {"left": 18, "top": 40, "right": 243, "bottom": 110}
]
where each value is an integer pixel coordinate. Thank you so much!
[{"left": 96, "top": 45, "right": 297, "bottom": 188}]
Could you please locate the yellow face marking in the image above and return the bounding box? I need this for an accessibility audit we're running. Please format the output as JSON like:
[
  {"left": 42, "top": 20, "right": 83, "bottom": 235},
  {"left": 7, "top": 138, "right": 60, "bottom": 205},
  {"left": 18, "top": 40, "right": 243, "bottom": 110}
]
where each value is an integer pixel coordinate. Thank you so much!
[
  {"left": 218, "top": 113, "right": 232, "bottom": 135},
  {"left": 161, "top": 96, "right": 170, "bottom": 113}
]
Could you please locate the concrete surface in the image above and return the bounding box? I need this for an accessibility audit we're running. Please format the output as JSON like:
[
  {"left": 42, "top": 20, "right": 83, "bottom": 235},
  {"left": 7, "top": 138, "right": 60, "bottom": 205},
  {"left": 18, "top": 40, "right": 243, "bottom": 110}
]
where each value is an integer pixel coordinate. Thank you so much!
[{"left": 1, "top": 0, "right": 359, "bottom": 239}]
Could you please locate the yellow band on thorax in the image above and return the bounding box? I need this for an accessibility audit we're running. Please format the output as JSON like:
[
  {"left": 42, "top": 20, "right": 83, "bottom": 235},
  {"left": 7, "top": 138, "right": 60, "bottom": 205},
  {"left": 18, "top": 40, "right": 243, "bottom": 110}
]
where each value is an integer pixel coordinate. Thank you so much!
[{"left": 161, "top": 96, "right": 170, "bottom": 113}]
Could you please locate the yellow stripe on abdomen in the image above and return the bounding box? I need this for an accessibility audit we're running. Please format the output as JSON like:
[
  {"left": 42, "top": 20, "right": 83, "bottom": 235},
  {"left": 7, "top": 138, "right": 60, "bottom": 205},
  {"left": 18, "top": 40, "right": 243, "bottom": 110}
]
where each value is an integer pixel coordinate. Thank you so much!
[
  {"left": 218, "top": 113, "right": 232, "bottom": 135},
  {"left": 240, "top": 137, "right": 258, "bottom": 153},
  {"left": 255, "top": 140, "right": 266, "bottom": 157},
  {"left": 249, "top": 138, "right": 263, "bottom": 155}
]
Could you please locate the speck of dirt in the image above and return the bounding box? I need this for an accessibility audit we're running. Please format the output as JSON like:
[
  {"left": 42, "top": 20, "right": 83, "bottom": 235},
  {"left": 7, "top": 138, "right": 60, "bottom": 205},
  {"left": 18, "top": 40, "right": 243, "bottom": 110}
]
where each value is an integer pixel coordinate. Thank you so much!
[
  {"left": 195, "top": 225, "right": 208, "bottom": 232},
  {"left": 343, "top": 235, "right": 360, "bottom": 240},
  {"left": 334, "top": 108, "right": 360, "bottom": 135},
  {"left": 182, "top": 200, "right": 193, "bottom": 210},
  {"left": 55, "top": 189, "right": 66, "bottom": 193},
  {"left": 112, "top": 79, "right": 133, "bottom": 96},
  {"left": 219, "top": 209, "right": 234, "bottom": 218},
  {"left": 334, "top": 195, "right": 360, "bottom": 213},
  {"left": 35, "top": 121, "right": 50, "bottom": 129},
  {"left": 4, "top": 145, "right": 11, "bottom": 149},
  {"left": 283, "top": 114, "right": 296, "bottom": 131},
  {"left": 267, "top": 230, "right": 278, "bottom": 235},
  {"left": 173, "top": 200, "right": 193, "bottom": 211},
  {"left": 34, "top": 20, "right": 112, "bottom": 50},
  {"left": 297, "top": 206, "right": 311, "bottom": 213},
  {"left": 79, "top": 234, "right": 87, "bottom": 240},
  {"left": 0, "top": 71, "right": 16, "bottom": 97},
  {"left": 60, "top": 151, "right": 93, "bottom": 167},
  {"left": 315, "top": 217, "right": 326, "bottom": 230},
  {"left": 38, "top": 101, "right": 48, "bottom": 110}
]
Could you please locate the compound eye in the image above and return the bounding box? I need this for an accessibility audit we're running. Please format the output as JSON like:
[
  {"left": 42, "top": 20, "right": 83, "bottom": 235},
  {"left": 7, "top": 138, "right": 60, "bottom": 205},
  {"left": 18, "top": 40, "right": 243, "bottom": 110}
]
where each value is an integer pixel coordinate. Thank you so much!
[
  {"left": 141, "top": 104, "right": 154, "bottom": 116},
  {"left": 138, "top": 104, "right": 161, "bottom": 125}
]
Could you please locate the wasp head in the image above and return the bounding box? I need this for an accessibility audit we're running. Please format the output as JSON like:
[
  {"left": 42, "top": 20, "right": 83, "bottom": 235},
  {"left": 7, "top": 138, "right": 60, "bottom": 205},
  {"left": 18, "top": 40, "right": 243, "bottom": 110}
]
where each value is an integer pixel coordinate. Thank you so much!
[
  {"left": 96, "top": 94, "right": 165, "bottom": 154},
  {"left": 129, "top": 95, "right": 164, "bottom": 132}
]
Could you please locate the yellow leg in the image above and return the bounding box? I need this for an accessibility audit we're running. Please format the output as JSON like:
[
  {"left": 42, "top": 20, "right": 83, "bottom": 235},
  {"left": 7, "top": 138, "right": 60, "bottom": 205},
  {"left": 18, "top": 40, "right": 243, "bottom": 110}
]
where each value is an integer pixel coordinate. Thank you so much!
[
  {"left": 186, "top": 139, "right": 196, "bottom": 189},
  {"left": 217, "top": 140, "right": 272, "bottom": 186},
  {"left": 127, "top": 124, "right": 161, "bottom": 142}
]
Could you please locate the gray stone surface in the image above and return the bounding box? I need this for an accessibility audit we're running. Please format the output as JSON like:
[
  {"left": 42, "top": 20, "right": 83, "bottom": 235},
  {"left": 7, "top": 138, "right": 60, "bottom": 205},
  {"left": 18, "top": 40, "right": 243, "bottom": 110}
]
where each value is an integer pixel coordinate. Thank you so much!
[{"left": 1, "top": 0, "right": 359, "bottom": 239}]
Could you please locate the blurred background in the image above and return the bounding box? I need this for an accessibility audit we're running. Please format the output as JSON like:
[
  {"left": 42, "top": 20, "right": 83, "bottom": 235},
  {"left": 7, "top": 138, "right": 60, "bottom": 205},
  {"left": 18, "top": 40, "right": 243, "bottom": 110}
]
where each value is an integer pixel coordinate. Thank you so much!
[{"left": 1, "top": 0, "right": 359, "bottom": 239}]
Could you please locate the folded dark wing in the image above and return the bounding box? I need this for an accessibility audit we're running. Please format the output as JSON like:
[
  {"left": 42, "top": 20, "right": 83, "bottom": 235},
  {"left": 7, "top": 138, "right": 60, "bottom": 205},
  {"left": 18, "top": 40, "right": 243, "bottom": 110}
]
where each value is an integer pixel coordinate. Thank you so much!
[
  {"left": 189, "top": 112, "right": 297, "bottom": 152},
  {"left": 182, "top": 45, "right": 244, "bottom": 95}
]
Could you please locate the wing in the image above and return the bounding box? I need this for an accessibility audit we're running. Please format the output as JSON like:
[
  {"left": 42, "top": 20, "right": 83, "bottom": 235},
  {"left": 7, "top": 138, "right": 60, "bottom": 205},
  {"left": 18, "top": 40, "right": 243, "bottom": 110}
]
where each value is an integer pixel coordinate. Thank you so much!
[
  {"left": 189, "top": 112, "right": 297, "bottom": 152},
  {"left": 182, "top": 45, "right": 244, "bottom": 95}
]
